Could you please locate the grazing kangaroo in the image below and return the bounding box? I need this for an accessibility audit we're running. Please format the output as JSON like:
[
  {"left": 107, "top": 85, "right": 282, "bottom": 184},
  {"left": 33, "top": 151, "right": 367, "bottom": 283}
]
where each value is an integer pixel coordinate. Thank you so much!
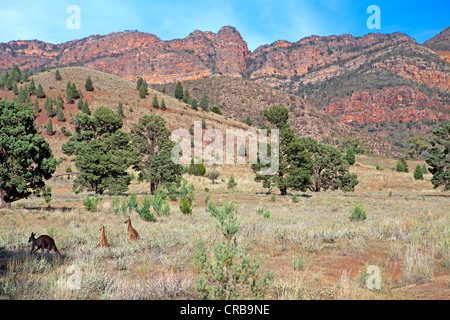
[
  {"left": 99, "top": 226, "right": 109, "bottom": 247},
  {"left": 124, "top": 217, "right": 139, "bottom": 241},
  {"left": 28, "top": 232, "right": 62, "bottom": 256}
]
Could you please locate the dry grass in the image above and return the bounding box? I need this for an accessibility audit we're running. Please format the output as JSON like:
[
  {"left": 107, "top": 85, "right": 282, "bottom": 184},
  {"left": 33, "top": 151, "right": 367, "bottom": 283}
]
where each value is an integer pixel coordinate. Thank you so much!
[{"left": 0, "top": 155, "right": 449, "bottom": 300}]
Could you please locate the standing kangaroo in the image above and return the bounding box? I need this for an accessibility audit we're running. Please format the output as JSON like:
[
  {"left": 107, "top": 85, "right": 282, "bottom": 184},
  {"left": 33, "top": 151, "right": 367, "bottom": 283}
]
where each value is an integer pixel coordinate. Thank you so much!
[
  {"left": 99, "top": 226, "right": 109, "bottom": 247},
  {"left": 124, "top": 217, "right": 139, "bottom": 241},
  {"left": 28, "top": 232, "right": 62, "bottom": 256}
]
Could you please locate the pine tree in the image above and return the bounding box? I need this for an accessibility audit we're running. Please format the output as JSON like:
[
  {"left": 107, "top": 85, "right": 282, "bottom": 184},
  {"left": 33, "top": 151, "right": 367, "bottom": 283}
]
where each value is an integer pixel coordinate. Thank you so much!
[
  {"left": 5, "top": 75, "right": 13, "bottom": 91},
  {"left": 77, "top": 97, "right": 84, "bottom": 110},
  {"left": 199, "top": 92, "right": 209, "bottom": 111},
  {"left": 201, "top": 117, "right": 206, "bottom": 129},
  {"left": 398, "top": 157, "right": 409, "bottom": 172},
  {"left": 55, "top": 69, "right": 62, "bottom": 81},
  {"left": 174, "top": 81, "right": 184, "bottom": 100},
  {"left": 45, "top": 96, "right": 55, "bottom": 117},
  {"left": 35, "top": 83, "right": 45, "bottom": 98},
  {"left": 414, "top": 164, "right": 423, "bottom": 180},
  {"left": 82, "top": 100, "right": 91, "bottom": 115},
  {"left": 12, "top": 83, "right": 18, "bottom": 95},
  {"left": 191, "top": 98, "right": 198, "bottom": 110},
  {"left": 152, "top": 94, "right": 159, "bottom": 108},
  {"left": 302, "top": 137, "right": 358, "bottom": 192},
  {"left": 0, "top": 100, "right": 56, "bottom": 208},
  {"left": 29, "top": 78, "right": 36, "bottom": 95},
  {"left": 21, "top": 71, "right": 31, "bottom": 82},
  {"left": 136, "top": 77, "right": 143, "bottom": 90},
  {"left": 18, "top": 85, "right": 28, "bottom": 103},
  {"left": 117, "top": 101, "right": 124, "bottom": 118},
  {"left": 55, "top": 94, "right": 64, "bottom": 110},
  {"left": 46, "top": 118, "right": 54, "bottom": 135},
  {"left": 10, "top": 65, "right": 21, "bottom": 82},
  {"left": 183, "top": 89, "right": 191, "bottom": 103},
  {"left": 85, "top": 76, "right": 94, "bottom": 91},
  {"left": 71, "top": 82, "right": 80, "bottom": 99},
  {"left": 245, "top": 115, "right": 252, "bottom": 126},
  {"left": 426, "top": 124, "right": 450, "bottom": 190},
  {"left": 62, "top": 107, "right": 140, "bottom": 195},
  {"left": 139, "top": 83, "right": 146, "bottom": 98},
  {"left": 56, "top": 106, "right": 65, "bottom": 122},
  {"left": 422, "top": 164, "right": 428, "bottom": 174},
  {"left": 160, "top": 98, "right": 167, "bottom": 110},
  {"left": 252, "top": 105, "right": 313, "bottom": 195},
  {"left": 66, "top": 81, "right": 74, "bottom": 103},
  {"left": 131, "top": 114, "right": 183, "bottom": 194},
  {"left": 227, "top": 174, "right": 237, "bottom": 189},
  {"left": 396, "top": 160, "right": 406, "bottom": 173},
  {"left": 24, "top": 95, "right": 32, "bottom": 109},
  {"left": 345, "top": 147, "right": 356, "bottom": 165},
  {"left": 33, "top": 97, "right": 40, "bottom": 115}
]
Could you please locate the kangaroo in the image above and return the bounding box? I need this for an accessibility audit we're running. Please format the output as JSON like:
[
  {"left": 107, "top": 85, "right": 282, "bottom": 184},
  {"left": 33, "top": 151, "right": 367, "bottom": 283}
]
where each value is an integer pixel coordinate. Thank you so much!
[
  {"left": 124, "top": 217, "right": 139, "bottom": 241},
  {"left": 99, "top": 226, "right": 109, "bottom": 247},
  {"left": 28, "top": 232, "right": 62, "bottom": 256}
]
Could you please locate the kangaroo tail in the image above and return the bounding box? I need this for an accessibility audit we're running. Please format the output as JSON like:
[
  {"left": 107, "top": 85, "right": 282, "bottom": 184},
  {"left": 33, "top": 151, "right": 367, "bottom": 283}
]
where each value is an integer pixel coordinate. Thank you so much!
[{"left": 55, "top": 247, "right": 63, "bottom": 256}]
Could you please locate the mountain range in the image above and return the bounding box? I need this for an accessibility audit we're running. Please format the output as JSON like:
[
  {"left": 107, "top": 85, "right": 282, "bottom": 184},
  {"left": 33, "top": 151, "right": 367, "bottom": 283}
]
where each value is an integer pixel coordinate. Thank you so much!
[{"left": 1, "top": 25, "right": 449, "bottom": 155}]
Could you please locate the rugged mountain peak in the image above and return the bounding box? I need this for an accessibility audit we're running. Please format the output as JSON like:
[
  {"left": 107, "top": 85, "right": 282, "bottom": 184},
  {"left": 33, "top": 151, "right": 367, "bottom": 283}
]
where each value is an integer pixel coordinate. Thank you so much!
[
  {"left": 424, "top": 26, "right": 450, "bottom": 51},
  {"left": 423, "top": 26, "right": 450, "bottom": 63},
  {"left": 213, "top": 26, "right": 250, "bottom": 76}
]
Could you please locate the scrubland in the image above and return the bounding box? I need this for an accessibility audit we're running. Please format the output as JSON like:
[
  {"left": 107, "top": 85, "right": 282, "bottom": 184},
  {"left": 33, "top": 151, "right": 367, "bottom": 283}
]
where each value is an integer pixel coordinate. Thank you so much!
[{"left": 0, "top": 156, "right": 448, "bottom": 300}]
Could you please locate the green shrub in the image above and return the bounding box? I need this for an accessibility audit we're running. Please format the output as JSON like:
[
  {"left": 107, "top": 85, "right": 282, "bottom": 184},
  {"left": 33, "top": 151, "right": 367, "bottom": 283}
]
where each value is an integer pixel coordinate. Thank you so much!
[
  {"left": 211, "top": 106, "right": 222, "bottom": 115},
  {"left": 270, "top": 194, "right": 276, "bottom": 202},
  {"left": 263, "top": 209, "right": 271, "bottom": 219},
  {"left": 136, "top": 198, "right": 155, "bottom": 221},
  {"left": 255, "top": 207, "right": 264, "bottom": 216},
  {"left": 349, "top": 203, "right": 367, "bottom": 221},
  {"left": 167, "top": 184, "right": 178, "bottom": 201},
  {"left": 292, "top": 254, "right": 306, "bottom": 271},
  {"left": 207, "top": 170, "right": 220, "bottom": 184},
  {"left": 421, "top": 164, "right": 428, "bottom": 174},
  {"left": 204, "top": 192, "right": 211, "bottom": 205},
  {"left": 152, "top": 188, "right": 171, "bottom": 216},
  {"left": 84, "top": 195, "right": 101, "bottom": 212},
  {"left": 414, "top": 164, "right": 423, "bottom": 180},
  {"left": 396, "top": 157, "right": 409, "bottom": 172},
  {"left": 195, "top": 201, "right": 274, "bottom": 299},
  {"left": 180, "top": 198, "right": 192, "bottom": 215},
  {"left": 178, "top": 179, "right": 195, "bottom": 205},
  {"left": 291, "top": 192, "right": 299, "bottom": 203},
  {"left": 227, "top": 174, "right": 237, "bottom": 189},
  {"left": 345, "top": 147, "right": 356, "bottom": 165},
  {"left": 189, "top": 158, "right": 206, "bottom": 176},
  {"left": 61, "top": 126, "right": 72, "bottom": 137},
  {"left": 127, "top": 193, "right": 138, "bottom": 211}
]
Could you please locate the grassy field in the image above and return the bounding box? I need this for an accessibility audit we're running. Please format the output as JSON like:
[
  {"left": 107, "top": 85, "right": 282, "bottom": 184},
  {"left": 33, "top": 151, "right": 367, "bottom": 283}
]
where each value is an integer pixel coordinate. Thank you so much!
[{"left": 0, "top": 155, "right": 448, "bottom": 300}]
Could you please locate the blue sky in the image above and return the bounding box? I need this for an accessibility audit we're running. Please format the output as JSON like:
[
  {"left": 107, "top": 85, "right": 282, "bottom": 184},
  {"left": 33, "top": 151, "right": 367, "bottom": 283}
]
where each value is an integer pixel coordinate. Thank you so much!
[{"left": 0, "top": 0, "right": 448, "bottom": 51}]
